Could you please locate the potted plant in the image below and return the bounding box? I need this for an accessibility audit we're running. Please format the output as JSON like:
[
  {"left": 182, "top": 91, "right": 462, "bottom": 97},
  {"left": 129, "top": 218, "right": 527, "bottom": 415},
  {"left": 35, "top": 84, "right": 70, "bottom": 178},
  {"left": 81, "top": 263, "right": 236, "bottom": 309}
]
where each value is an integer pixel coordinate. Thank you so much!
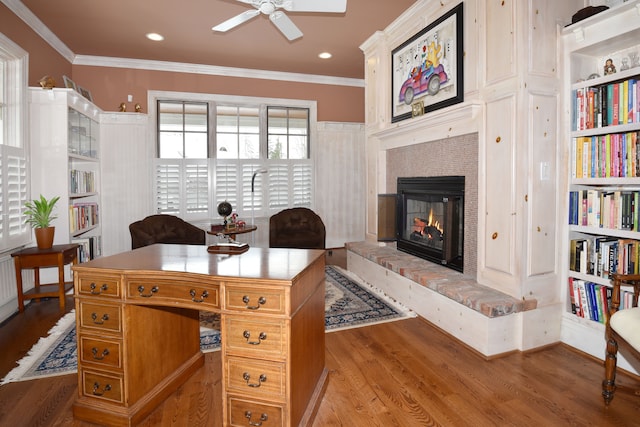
[{"left": 24, "top": 194, "right": 60, "bottom": 249}]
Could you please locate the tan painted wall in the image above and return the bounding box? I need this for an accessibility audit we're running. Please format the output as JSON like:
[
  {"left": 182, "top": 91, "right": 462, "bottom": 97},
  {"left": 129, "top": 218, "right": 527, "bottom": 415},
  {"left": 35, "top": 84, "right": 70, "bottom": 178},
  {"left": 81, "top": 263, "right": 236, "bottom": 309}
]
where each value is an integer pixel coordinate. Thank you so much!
[
  {"left": 0, "top": 4, "right": 72, "bottom": 87},
  {"left": 72, "top": 65, "right": 364, "bottom": 122}
]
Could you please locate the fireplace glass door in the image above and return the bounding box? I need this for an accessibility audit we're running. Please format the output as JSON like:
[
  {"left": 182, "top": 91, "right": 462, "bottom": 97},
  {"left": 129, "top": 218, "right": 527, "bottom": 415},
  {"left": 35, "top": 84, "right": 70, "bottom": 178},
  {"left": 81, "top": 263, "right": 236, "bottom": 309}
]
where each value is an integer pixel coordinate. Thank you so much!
[{"left": 396, "top": 177, "right": 464, "bottom": 272}]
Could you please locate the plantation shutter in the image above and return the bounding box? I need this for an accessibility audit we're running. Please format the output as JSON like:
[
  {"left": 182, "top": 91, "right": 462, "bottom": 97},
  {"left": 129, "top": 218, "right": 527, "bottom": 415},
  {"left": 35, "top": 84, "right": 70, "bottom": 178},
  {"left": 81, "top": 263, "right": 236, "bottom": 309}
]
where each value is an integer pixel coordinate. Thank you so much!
[
  {"left": 0, "top": 146, "right": 29, "bottom": 251},
  {"left": 268, "top": 164, "right": 289, "bottom": 210},
  {"left": 155, "top": 161, "right": 180, "bottom": 214},
  {"left": 215, "top": 163, "right": 239, "bottom": 209},
  {"left": 292, "top": 163, "right": 312, "bottom": 207},
  {"left": 185, "top": 160, "right": 208, "bottom": 214}
]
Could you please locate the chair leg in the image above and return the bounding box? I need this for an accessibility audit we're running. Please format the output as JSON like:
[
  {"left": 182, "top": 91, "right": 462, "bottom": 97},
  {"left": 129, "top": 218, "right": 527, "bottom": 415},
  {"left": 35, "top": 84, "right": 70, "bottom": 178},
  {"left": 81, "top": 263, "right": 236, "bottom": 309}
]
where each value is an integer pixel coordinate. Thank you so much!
[{"left": 602, "top": 336, "right": 618, "bottom": 405}]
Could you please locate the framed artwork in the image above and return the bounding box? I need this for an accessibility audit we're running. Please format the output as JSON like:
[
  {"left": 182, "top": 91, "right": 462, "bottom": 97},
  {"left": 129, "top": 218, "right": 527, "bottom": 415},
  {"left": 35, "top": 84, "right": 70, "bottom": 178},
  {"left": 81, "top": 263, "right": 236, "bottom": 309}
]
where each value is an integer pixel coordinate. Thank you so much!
[
  {"left": 391, "top": 2, "right": 464, "bottom": 123},
  {"left": 62, "top": 75, "right": 77, "bottom": 91},
  {"left": 78, "top": 86, "right": 93, "bottom": 102}
]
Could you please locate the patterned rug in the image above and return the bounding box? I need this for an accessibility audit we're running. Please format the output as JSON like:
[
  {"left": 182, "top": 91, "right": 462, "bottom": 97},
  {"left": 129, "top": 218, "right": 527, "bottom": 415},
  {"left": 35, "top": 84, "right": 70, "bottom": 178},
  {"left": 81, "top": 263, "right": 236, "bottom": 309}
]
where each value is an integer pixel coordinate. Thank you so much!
[{"left": 1, "top": 265, "right": 414, "bottom": 384}]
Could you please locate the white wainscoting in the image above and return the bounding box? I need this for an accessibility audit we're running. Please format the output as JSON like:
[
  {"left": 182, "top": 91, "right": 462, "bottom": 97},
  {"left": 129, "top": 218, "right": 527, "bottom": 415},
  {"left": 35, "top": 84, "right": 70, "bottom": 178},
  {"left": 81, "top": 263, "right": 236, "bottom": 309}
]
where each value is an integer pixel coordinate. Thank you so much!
[
  {"left": 100, "top": 113, "right": 152, "bottom": 256},
  {"left": 315, "top": 122, "right": 366, "bottom": 249}
]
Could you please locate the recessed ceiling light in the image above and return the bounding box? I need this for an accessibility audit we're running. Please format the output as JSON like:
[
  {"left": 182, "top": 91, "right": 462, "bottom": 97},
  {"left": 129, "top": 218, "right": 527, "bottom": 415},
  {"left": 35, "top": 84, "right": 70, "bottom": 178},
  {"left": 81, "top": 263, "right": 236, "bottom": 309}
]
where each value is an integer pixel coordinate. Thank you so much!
[
  {"left": 318, "top": 52, "right": 332, "bottom": 59},
  {"left": 146, "top": 33, "right": 164, "bottom": 41}
]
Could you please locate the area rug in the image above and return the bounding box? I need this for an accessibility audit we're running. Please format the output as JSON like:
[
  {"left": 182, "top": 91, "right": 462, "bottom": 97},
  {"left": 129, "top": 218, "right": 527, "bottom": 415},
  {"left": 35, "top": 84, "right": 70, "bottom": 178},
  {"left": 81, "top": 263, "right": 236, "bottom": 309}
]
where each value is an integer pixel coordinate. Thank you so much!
[{"left": 1, "top": 265, "right": 414, "bottom": 384}]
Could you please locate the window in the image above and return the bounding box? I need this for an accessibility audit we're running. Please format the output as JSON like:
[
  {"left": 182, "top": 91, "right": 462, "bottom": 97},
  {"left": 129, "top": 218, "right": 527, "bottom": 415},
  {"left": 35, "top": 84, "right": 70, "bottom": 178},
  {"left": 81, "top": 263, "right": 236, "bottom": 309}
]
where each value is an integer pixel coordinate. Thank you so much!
[
  {"left": 0, "top": 34, "right": 29, "bottom": 252},
  {"left": 156, "top": 101, "right": 209, "bottom": 215},
  {"left": 153, "top": 93, "right": 315, "bottom": 220}
]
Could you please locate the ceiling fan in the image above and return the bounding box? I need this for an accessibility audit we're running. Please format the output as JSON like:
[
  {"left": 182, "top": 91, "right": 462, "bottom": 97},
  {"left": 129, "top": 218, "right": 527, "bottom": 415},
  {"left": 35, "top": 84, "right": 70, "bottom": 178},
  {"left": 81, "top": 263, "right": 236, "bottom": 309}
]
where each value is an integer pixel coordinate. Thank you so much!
[{"left": 212, "top": 0, "right": 347, "bottom": 41}]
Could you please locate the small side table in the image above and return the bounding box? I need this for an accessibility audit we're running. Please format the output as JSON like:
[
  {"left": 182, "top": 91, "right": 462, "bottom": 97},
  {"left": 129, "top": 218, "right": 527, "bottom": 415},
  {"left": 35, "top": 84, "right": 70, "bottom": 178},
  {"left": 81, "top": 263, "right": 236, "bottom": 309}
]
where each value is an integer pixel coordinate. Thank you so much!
[
  {"left": 11, "top": 243, "right": 80, "bottom": 312},
  {"left": 208, "top": 225, "right": 257, "bottom": 241}
]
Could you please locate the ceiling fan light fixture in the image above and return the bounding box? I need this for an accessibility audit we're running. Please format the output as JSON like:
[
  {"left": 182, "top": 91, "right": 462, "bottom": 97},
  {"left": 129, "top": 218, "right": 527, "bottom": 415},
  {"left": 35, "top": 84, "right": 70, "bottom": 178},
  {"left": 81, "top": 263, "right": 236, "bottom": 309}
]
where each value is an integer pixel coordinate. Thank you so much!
[{"left": 318, "top": 52, "right": 332, "bottom": 59}]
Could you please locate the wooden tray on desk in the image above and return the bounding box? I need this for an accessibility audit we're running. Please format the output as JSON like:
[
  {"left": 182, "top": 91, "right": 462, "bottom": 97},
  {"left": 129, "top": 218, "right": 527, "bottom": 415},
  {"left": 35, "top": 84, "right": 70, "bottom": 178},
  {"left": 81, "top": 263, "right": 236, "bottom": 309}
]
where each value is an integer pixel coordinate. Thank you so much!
[{"left": 207, "top": 243, "right": 249, "bottom": 255}]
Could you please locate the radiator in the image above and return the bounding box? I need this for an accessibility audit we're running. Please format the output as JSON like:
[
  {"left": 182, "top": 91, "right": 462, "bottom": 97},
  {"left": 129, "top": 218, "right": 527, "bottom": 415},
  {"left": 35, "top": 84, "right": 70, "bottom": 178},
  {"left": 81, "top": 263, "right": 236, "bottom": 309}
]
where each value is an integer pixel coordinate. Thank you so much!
[{"left": 0, "top": 253, "right": 33, "bottom": 323}]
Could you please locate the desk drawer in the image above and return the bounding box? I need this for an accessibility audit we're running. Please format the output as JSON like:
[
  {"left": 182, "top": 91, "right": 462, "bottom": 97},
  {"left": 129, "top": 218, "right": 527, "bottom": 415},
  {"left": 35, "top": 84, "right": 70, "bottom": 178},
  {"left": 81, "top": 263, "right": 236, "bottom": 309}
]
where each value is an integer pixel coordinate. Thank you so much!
[
  {"left": 228, "top": 396, "right": 284, "bottom": 427},
  {"left": 77, "top": 275, "right": 121, "bottom": 298},
  {"left": 79, "top": 336, "right": 122, "bottom": 370},
  {"left": 225, "top": 286, "right": 286, "bottom": 315},
  {"left": 126, "top": 279, "right": 220, "bottom": 310},
  {"left": 78, "top": 302, "right": 122, "bottom": 333},
  {"left": 226, "top": 357, "right": 286, "bottom": 399},
  {"left": 224, "top": 317, "right": 287, "bottom": 358},
  {"left": 80, "top": 369, "right": 124, "bottom": 404}
]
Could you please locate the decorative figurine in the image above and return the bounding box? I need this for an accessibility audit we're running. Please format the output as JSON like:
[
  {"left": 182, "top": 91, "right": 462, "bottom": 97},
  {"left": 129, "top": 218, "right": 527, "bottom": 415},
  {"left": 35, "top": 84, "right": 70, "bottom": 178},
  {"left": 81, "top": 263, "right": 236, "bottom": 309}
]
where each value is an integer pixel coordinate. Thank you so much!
[
  {"left": 119, "top": 102, "right": 126, "bottom": 112},
  {"left": 604, "top": 58, "right": 616, "bottom": 75},
  {"left": 135, "top": 103, "right": 142, "bottom": 113},
  {"left": 620, "top": 57, "right": 630, "bottom": 71},
  {"left": 38, "top": 75, "right": 56, "bottom": 89}
]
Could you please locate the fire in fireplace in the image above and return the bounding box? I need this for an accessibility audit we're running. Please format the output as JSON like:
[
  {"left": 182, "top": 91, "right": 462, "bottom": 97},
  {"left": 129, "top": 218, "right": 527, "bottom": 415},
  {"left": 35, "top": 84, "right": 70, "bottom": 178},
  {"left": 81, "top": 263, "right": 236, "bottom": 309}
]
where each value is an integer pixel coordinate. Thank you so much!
[{"left": 396, "top": 176, "right": 464, "bottom": 272}]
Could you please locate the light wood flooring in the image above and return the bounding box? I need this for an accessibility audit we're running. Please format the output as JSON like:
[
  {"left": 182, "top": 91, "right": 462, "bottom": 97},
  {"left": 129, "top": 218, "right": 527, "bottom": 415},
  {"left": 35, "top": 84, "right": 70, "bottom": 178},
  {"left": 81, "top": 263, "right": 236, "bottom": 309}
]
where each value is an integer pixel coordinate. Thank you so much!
[{"left": 1, "top": 248, "right": 639, "bottom": 426}]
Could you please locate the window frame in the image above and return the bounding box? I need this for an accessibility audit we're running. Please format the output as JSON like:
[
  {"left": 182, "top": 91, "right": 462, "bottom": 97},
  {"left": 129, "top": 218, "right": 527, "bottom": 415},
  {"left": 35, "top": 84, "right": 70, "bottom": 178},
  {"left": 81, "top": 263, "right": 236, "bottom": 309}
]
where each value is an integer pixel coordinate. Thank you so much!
[
  {"left": 149, "top": 91, "right": 317, "bottom": 221},
  {"left": 0, "top": 33, "right": 29, "bottom": 253}
]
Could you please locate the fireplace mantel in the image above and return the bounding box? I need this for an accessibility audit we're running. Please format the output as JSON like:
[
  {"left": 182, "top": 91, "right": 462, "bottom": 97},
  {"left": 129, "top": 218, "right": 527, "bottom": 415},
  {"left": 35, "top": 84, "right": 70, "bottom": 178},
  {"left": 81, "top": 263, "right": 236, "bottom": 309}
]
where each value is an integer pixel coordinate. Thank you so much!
[{"left": 371, "top": 100, "right": 483, "bottom": 150}]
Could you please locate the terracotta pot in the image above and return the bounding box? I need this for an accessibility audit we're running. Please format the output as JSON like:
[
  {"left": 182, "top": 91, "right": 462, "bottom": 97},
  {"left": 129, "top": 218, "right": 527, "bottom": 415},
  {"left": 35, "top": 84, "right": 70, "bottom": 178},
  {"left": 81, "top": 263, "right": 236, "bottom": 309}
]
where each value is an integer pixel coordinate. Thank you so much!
[{"left": 35, "top": 227, "right": 55, "bottom": 249}]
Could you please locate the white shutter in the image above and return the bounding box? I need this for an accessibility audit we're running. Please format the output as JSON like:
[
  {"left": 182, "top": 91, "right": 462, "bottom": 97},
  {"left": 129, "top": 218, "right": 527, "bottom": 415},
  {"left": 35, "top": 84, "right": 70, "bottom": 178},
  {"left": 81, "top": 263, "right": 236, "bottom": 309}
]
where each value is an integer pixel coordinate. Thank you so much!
[
  {"left": 0, "top": 145, "right": 29, "bottom": 251},
  {"left": 268, "top": 164, "right": 289, "bottom": 210},
  {"left": 215, "top": 163, "right": 239, "bottom": 209},
  {"left": 292, "top": 163, "right": 312, "bottom": 207},
  {"left": 155, "top": 161, "right": 180, "bottom": 214},
  {"left": 185, "top": 160, "right": 208, "bottom": 214}
]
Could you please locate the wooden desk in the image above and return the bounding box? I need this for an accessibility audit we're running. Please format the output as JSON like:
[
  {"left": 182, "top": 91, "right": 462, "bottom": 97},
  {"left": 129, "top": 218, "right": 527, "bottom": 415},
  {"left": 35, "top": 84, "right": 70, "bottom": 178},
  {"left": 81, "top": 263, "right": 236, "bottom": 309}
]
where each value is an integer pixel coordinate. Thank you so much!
[
  {"left": 71, "top": 244, "right": 327, "bottom": 427},
  {"left": 11, "top": 243, "right": 79, "bottom": 312}
]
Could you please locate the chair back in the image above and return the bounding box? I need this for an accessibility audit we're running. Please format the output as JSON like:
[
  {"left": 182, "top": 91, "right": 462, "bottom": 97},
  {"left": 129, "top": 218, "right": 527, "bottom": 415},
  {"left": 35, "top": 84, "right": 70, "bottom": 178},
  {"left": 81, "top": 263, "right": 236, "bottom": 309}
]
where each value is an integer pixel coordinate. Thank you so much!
[
  {"left": 129, "top": 214, "right": 206, "bottom": 249},
  {"left": 269, "top": 208, "right": 325, "bottom": 249}
]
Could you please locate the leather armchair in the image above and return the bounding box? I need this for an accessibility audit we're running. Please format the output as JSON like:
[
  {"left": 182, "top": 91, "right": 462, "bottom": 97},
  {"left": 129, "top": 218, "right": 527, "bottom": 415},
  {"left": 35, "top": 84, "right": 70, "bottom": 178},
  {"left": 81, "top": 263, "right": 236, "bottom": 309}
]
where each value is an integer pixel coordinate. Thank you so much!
[
  {"left": 129, "top": 214, "right": 206, "bottom": 249},
  {"left": 269, "top": 208, "right": 325, "bottom": 250}
]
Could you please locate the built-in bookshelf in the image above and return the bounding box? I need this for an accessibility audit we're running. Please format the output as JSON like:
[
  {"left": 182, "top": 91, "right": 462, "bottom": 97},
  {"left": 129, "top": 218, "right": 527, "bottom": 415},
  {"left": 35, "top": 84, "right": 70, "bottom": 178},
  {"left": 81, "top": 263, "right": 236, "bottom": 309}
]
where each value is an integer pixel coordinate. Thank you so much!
[
  {"left": 561, "top": 1, "right": 640, "bottom": 373},
  {"left": 29, "top": 88, "right": 102, "bottom": 261}
]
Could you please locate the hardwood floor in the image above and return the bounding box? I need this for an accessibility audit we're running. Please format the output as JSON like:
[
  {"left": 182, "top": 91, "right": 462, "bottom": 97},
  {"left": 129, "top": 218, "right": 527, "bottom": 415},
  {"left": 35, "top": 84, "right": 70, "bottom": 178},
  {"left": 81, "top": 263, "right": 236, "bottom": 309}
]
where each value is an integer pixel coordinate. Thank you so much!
[{"left": 1, "top": 248, "right": 639, "bottom": 426}]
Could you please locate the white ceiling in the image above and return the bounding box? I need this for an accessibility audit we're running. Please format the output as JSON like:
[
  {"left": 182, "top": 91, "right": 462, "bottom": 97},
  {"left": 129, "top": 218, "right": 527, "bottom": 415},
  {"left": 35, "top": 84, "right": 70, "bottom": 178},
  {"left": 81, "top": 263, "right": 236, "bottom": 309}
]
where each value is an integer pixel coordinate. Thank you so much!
[{"left": 17, "top": 0, "right": 418, "bottom": 79}]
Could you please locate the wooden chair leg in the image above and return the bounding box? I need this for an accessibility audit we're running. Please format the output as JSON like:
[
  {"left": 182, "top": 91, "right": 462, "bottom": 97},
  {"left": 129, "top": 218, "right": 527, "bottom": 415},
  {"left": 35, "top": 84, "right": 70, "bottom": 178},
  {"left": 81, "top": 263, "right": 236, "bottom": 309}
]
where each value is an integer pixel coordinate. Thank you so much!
[{"left": 602, "top": 336, "right": 618, "bottom": 405}]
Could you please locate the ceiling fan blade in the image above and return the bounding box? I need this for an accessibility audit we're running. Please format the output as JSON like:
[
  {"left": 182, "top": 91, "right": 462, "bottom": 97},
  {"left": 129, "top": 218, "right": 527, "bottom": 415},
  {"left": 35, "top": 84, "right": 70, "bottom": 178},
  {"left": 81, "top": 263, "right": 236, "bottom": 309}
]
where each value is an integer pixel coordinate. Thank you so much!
[
  {"left": 270, "top": 11, "right": 303, "bottom": 41},
  {"left": 212, "top": 9, "right": 260, "bottom": 32},
  {"left": 282, "top": 0, "right": 346, "bottom": 13}
]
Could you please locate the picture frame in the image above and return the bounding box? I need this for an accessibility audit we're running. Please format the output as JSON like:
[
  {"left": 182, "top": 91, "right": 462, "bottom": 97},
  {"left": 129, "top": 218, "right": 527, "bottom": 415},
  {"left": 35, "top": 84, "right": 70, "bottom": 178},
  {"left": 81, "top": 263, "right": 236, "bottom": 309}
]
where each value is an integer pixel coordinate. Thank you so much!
[
  {"left": 62, "top": 75, "right": 77, "bottom": 91},
  {"left": 391, "top": 2, "right": 464, "bottom": 123},
  {"left": 78, "top": 86, "right": 93, "bottom": 102}
]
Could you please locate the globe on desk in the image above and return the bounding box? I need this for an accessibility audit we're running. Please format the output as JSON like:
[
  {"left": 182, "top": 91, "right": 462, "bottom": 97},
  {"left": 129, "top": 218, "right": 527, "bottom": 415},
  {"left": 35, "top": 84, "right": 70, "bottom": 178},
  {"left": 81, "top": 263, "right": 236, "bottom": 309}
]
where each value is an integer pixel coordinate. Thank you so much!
[{"left": 217, "top": 201, "right": 233, "bottom": 226}]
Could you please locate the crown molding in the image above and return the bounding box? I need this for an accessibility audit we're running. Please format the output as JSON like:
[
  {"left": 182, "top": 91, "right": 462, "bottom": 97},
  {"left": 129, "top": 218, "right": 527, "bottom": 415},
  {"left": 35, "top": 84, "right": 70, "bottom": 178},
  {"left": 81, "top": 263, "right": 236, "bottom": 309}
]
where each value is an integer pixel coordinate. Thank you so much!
[
  {"left": 73, "top": 55, "right": 364, "bottom": 87},
  {"left": 2, "top": 0, "right": 75, "bottom": 63}
]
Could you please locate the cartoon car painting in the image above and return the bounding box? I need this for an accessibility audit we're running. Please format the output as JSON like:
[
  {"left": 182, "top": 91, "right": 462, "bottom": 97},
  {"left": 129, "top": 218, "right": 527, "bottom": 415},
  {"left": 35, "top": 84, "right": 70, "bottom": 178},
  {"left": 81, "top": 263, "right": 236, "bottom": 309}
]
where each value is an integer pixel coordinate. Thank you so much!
[{"left": 399, "top": 63, "right": 448, "bottom": 105}]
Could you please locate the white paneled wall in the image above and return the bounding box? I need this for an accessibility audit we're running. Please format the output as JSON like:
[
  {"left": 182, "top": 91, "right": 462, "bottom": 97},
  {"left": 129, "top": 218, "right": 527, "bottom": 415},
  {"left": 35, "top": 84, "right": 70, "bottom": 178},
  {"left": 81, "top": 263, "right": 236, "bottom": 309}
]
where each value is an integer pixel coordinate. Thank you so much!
[
  {"left": 315, "top": 122, "right": 366, "bottom": 248},
  {"left": 100, "top": 113, "right": 152, "bottom": 256}
]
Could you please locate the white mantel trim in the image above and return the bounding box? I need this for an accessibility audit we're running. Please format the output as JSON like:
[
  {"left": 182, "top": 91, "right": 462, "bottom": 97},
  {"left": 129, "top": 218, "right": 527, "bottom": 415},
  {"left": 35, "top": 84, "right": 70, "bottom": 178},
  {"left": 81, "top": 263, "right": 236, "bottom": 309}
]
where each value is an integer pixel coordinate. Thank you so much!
[{"left": 372, "top": 100, "right": 484, "bottom": 150}]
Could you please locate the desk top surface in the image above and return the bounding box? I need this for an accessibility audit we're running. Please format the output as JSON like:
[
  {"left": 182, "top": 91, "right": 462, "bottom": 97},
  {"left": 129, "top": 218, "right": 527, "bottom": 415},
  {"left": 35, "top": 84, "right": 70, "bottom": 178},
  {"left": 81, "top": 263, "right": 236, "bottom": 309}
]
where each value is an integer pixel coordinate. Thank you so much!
[{"left": 72, "top": 244, "right": 325, "bottom": 282}]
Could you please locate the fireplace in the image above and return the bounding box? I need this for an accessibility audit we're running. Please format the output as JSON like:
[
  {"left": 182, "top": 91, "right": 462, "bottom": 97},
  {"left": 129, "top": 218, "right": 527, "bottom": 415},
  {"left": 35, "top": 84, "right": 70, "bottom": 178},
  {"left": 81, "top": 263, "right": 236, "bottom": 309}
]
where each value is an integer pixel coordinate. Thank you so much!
[{"left": 396, "top": 176, "right": 464, "bottom": 272}]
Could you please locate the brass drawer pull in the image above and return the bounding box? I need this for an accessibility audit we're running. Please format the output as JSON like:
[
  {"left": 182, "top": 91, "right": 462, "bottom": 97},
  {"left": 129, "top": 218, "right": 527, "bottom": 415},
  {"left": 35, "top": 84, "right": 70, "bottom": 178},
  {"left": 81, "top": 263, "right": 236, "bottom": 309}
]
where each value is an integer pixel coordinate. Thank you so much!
[
  {"left": 89, "top": 282, "right": 109, "bottom": 295},
  {"left": 137, "top": 285, "right": 159, "bottom": 298},
  {"left": 189, "top": 289, "right": 209, "bottom": 303},
  {"left": 243, "top": 372, "right": 267, "bottom": 388},
  {"left": 243, "top": 330, "right": 267, "bottom": 345},
  {"left": 92, "top": 382, "right": 112, "bottom": 396},
  {"left": 244, "top": 411, "right": 268, "bottom": 426},
  {"left": 91, "top": 347, "right": 110, "bottom": 360},
  {"left": 242, "top": 295, "right": 266, "bottom": 310},
  {"left": 91, "top": 312, "right": 110, "bottom": 325}
]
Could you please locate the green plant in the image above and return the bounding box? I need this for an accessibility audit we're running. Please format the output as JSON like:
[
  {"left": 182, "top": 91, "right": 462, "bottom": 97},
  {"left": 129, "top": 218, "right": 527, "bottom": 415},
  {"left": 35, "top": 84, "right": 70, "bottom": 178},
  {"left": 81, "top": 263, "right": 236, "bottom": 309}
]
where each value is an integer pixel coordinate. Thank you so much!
[{"left": 24, "top": 194, "right": 60, "bottom": 228}]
